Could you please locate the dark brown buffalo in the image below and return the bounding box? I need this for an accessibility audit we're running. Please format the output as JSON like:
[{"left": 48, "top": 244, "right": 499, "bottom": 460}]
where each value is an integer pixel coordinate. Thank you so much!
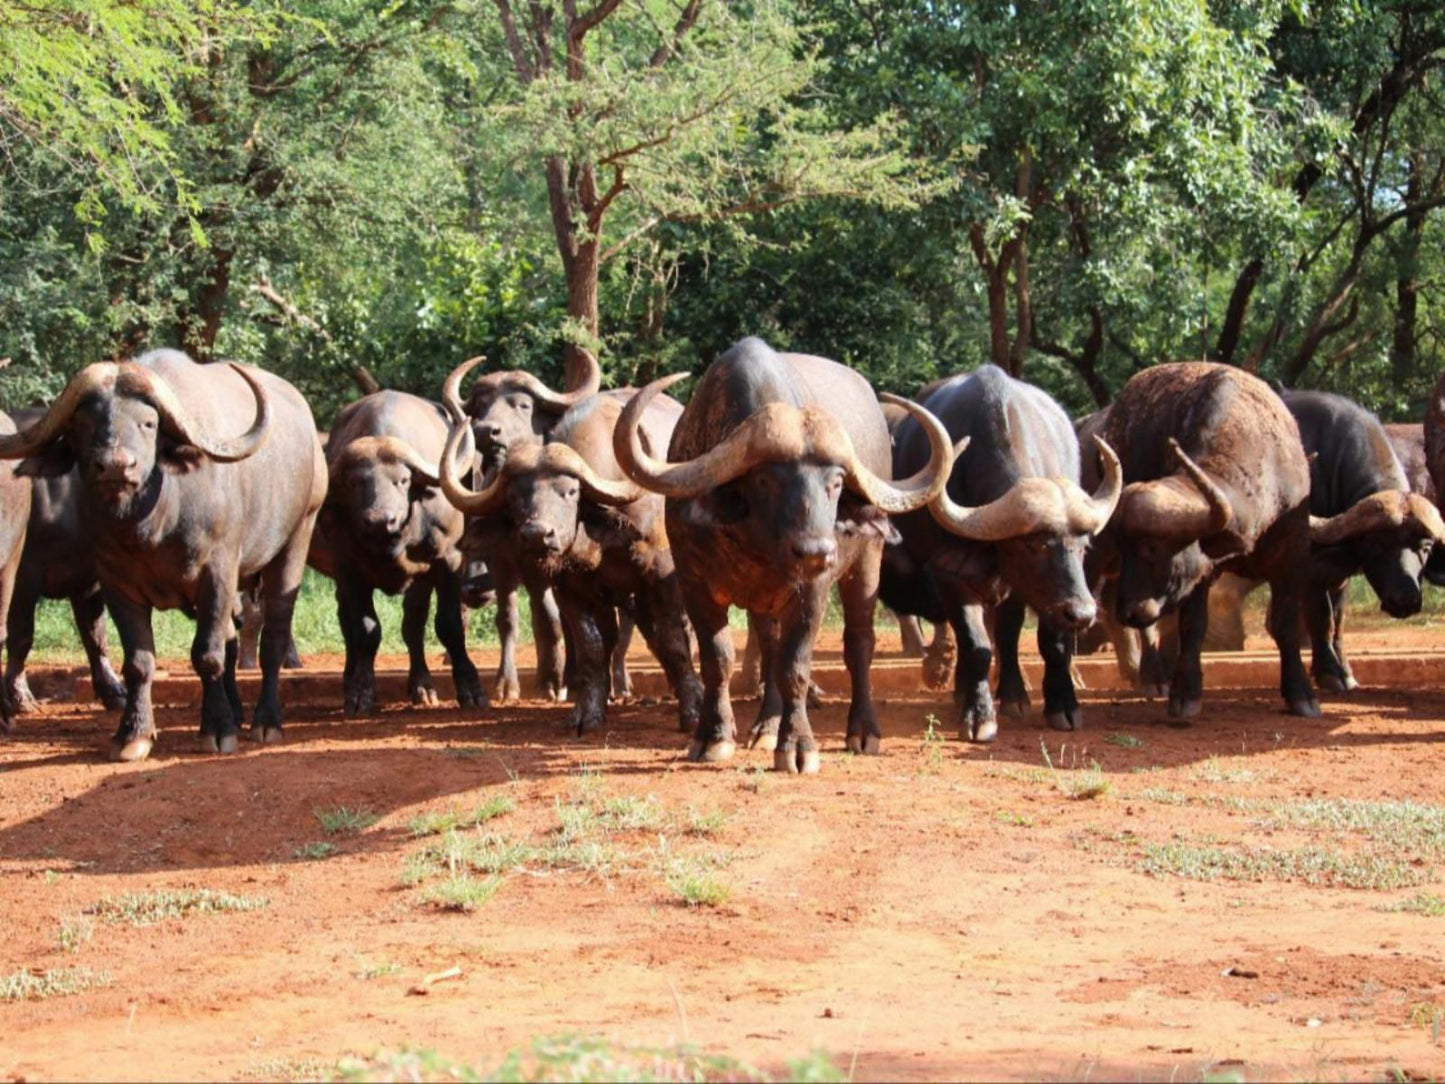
[
  {"left": 613, "top": 336, "right": 954, "bottom": 773},
  {"left": 0, "top": 349, "right": 326, "bottom": 761},
  {"left": 450, "top": 352, "right": 603, "bottom": 701},
  {"left": 440, "top": 389, "right": 701, "bottom": 734},
  {"left": 308, "top": 390, "right": 485, "bottom": 714},
  {"left": 1097, "top": 362, "right": 1318, "bottom": 719},
  {"left": 3, "top": 407, "right": 125, "bottom": 714},
  {"left": 0, "top": 411, "right": 30, "bottom": 730},
  {"left": 881, "top": 365, "right": 1122, "bottom": 741}
]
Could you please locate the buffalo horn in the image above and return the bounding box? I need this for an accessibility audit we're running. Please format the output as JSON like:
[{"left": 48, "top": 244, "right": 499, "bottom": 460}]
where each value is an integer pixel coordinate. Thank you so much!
[
  {"left": 0, "top": 362, "right": 122, "bottom": 460},
  {"left": 125, "top": 363, "right": 270, "bottom": 462},
  {"left": 441, "top": 348, "right": 602, "bottom": 422},
  {"left": 1310, "top": 490, "right": 1445, "bottom": 546},
  {"left": 1119, "top": 438, "right": 1233, "bottom": 540},
  {"left": 438, "top": 419, "right": 508, "bottom": 515}
]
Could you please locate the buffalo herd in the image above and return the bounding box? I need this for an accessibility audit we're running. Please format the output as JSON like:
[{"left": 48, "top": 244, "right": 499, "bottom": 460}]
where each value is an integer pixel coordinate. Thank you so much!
[{"left": 1, "top": 340, "right": 1442, "bottom": 774}]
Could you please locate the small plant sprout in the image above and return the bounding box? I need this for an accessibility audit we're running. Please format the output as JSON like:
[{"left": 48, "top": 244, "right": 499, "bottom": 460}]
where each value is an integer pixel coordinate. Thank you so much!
[
  {"left": 921, "top": 712, "right": 947, "bottom": 772},
  {"left": 1040, "top": 741, "right": 1112, "bottom": 800},
  {"left": 293, "top": 841, "right": 337, "bottom": 861},
  {"left": 1104, "top": 732, "right": 1142, "bottom": 749},
  {"left": 56, "top": 915, "right": 94, "bottom": 953}
]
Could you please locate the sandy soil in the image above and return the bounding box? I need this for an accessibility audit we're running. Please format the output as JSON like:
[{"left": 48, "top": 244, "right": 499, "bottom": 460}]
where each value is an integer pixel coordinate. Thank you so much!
[{"left": 3, "top": 627, "right": 1445, "bottom": 1082}]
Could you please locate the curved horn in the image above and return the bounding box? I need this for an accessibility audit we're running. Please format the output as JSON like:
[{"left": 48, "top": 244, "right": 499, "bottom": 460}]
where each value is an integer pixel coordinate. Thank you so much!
[
  {"left": 614, "top": 373, "right": 750, "bottom": 498},
  {"left": 1119, "top": 438, "right": 1233, "bottom": 540},
  {"left": 442, "top": 355, "right": 486, "bottom": 423},
  {"left": 1068, "top": 435, "right": 1124, "bottom": 535},
  {"left": 841, "top": 394, "right": 955, "bottom": 514},
  {"left": 1310, "top": 490, "right": 1445, "bottom": 546},
  {"left": 540, "top": 443, "right": 644, "bottom": 507},
  {"left": 341, "top": 436, "right": 442, "bottom": 487},
  {"left": 126, "top": 362, "right": 270, "bottom": 462},
  {"left": 0, "top": 362, "right": 120, "bottom": 460},
  {"left": 438, "top": 417, "right": 509, "bottom": 515}
]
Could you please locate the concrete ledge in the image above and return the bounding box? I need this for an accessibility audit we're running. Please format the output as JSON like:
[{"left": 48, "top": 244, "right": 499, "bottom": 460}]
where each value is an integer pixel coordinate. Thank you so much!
[{"left": 25, "top": 646, "right": 1445, "bottom": 709}]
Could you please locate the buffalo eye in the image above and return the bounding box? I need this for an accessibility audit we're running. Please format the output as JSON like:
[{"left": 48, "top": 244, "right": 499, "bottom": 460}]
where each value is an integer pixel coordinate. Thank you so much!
[{"left": 514, "top": 397, "right": 533, "bottom": 413}]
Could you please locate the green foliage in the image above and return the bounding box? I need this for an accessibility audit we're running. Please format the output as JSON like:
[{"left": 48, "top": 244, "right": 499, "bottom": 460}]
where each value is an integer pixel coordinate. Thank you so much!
[{"left": 89, "top": 888, "right": 268, "bottom": 926}]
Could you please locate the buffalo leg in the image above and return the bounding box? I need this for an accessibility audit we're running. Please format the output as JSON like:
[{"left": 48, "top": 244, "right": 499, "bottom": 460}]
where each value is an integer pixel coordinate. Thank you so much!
[
  {"left": 993, "top": 595, "right": 1030, "bottom": 719},
  {"left": 252, "top": 521, "right": 312, "bottom": 742},
  {"left": 611, "top": 608, "right": 634, "bottom": 700},
  {"left": 223, "top": 635, "right": 243, "bottom": 724},
  {"left": 748, "top": 614, "right": 782, "bottom": 750},
  {"left": 1329, "top": 583, "right": 1356, "bottom": 689},
  {"left": 523, "top": 571, "right": 566, "bottom": 701},
  {"left": 3, "top": 568, "right": 41, "bottom": 720},
  {"left": 840, "top": 550, "right": 882, "bottom": 755},
  {"left": 337, "top": 573, "right": 381, "bottom": 715},
  {"left": 557, "top": 587, "right": 609, "bottom": 734},
  {"left": 401, "top": 581, "right": 438, "bottom": 706},
  {"left": 491, "top": 559, "right": 523, "bottom": 701},
  {"left": 951, "top": 598, "right": 997, "bottom": 743},
  {"left": 1308, "top": 583, "right": 1355, "bottom": 692},
  {"left": 684, "top": 586, "right": 736, "bottom": 762},
  {"left": 0, "top": 539, "right": 20, "bottom": 732},
  {"left": 1268, "top": 569, "right": 1321, "bottom": 718},
  {"left": 73, "top": 586, "right": 126, "bottom": 710},
  {"left": 105, "top": 591, "right": 158, "bottom": 762},
  {"left": 191, "top": 565, "right": 241, "bottom": 754},
  {"left": 1039, "top": 622, "right": 1082, "bottom": 731},
  {"left": 634, "top": 580, "right": 701, "bottom": 734},
  {"left": 897, "top": 612, "right": 926, "bottom": 657},
  {"left": 738, "top": 615, "right": 763, "bottom": 698},
  {"left": 435, "top": 569, "right": 485, "bottom": 708},
  {"left": 1167, "top": 583, "right": 1210, "bottom": 719},
  {"left": 773, "top": 584, "right": 827, "bottom": 774},
  {"left": 921, "top": 620, "right": 956, "bottom": 692}
]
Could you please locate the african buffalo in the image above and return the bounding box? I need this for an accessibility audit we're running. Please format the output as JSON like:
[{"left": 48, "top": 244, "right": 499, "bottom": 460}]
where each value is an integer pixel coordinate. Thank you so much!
[
  {"left": 451, "top": 352, "right": 603, "bottom": 701},
  {"left": 1098, "top": 362, "right": 1318, "bottom": 719},
  {"left": 308, "top": 390, "right": 485, "bottom": 714},
  {"left": 2, "top": 407, "right": 125, "bottom": 715},
  {"left": 0, "top": 411, "right": 29, "bottom": 730},
  {"left": 440, "top": 388, "right": 702, "bottom": 734},
  {"left": 880, "top": 366, "right": 1121, "bottom": 741},
  {"left": 1385, "top": 421, "right": 1445, "bottom": 587},
  {"left": 613, "top": 336, "right": 954, "bottom": 773},
  {"left": 0, "top": 349, "right": 326, "bottom": 760}
]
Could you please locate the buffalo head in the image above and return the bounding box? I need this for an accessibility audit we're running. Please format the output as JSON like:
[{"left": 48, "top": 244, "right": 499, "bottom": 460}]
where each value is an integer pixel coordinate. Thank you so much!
[
  {"left": 1113, "top": 439, "right": 1235, "bottom": 628},
  {"left": 930, "top": 435, "right": 1123, "bottom": 632},
  {"left": 329, "top": 436, "right": 450, "bottom": 558},
  {"left": 612, "top": 374, "right": 954, "bottom": 578},
  {"left": 1308, "top": 491, "right": 1445, "bottom": 618},
  {"left": 439, "top": 423, "right": 641, "bottom": 564},
  {"left": 0, "top": 359, "right": 269, "bottom": 518},
  {"left": 441, "top": 351, "right": 601, "bottom": 470}
]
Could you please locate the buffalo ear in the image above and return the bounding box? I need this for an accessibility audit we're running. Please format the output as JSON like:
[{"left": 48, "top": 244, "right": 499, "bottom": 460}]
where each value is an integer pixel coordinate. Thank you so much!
[
  {"left": 1201, "top": 530, "right": 1247, "bottom": 562},
  {"left": 14, "top": 444, "right": 75, "bottom": 478},
  {"left": 838, "top": 499, "right": 901, "bottom": 543},
  {"left": 161, "top": 443, "right": 206, "bottom": 472}
]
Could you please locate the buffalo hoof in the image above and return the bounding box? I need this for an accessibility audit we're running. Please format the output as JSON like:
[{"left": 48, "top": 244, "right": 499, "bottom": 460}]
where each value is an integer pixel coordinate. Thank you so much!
[
  {"left": 688, "top": 738, "right": 735, "bottom": 763},
  {"left": 963, "top": 718, "right": 998, "bottom": 744},
  {"left": 493, "top": 674, "right": 520, "bottom": 703},
  {"left": 97, "top": 686, "right": 128, "bottom": 713},
  {"left": 1046, "top": 708, "right": 1082, "bottom": 732},
  {"left": 110, "top": 735, "right": 153, "bottom": 762},
  {"left": 999, "top": 697, "right": 1028, "bottom": 719},
  {"left": 845, "top": 733, "right": 881, "bottom": 755},
  {"left": 1316, "top": 673, "right": 1357, "bottom": 693},
  {"left": 456, "top": 683, "right": 487, "bottom": 709},
  {"left": 410, "top": 685, "right": 439, "bottom": 707},
  {"left": 9, "top": 687, "right": 39, "bottom": 716},
  {"left": 1167, "top": 696, "right": 1201, "bottom": 720},
  {"left": 774, "top": 747, "right": 821, "bottom": 774},
  {"left": 748, "top": 717, "right": 780, "bottom": 752},
  {"left": 1139, "top": 682, "right": 1170, "bottom": 699},
  {"left": 344, "top": 694, "right": 375, "bottom": 717},
  {"left": 1288, "top": 697, "right": 1322, "bottom": 719},
  {"left": 546, "top": 685, "right": 568, "bottom": 704}
]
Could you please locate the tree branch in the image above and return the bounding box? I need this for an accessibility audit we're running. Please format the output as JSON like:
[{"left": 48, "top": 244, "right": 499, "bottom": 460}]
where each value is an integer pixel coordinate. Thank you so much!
[
  {"left": 650, "top": 0, "right": 703, "bottom": 67},
  {"left": 494, "top": 0, "right": 534, "bottom": 81}
]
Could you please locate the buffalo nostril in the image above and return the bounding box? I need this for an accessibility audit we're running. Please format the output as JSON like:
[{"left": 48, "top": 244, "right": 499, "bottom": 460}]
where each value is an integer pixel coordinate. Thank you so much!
[{"left": 792, "top": 538, "right": 836, "bottom": 562}]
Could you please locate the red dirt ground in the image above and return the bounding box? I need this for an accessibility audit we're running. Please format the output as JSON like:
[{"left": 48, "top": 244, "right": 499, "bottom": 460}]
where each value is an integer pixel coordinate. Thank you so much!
[{"left": 4, "top": 626, "right": 1445, "bottom": 1081}]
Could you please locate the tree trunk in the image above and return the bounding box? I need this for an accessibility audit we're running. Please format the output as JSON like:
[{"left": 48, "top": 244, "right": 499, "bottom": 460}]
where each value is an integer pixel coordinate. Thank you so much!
[
  {"left": 1008, "top": 232, "right": 1032, "bottom": 378},
  {"left": 564, "top": 238, "right": 600, "bottom": 390},
  {"left": 186, "top": 245, "right": 233, "bottom": 361},
  {"left": 1391, "top": 146, "right": 1427, "bottom": 384}
]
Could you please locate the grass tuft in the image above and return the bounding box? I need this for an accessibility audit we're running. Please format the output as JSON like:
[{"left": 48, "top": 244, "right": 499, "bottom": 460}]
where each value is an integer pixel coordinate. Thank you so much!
[
  {"left": 1382, "top": 892, "right": 1445, "bottom": 917},
  {"left": 685, "top": 807, "right": 729, "bottom": 837},
  {"left": 664, "top": 858, "right": 731, "bottom": 908},
  {"left": 235, "top": 1056, "right": 336, "bottom": 1082},
  {"left": 56, "top": 914, "right": 94, "bottom": 953},
  {"left": 0, "top": 966, "right": 111, "bottom": 1001},
  {"left": 421, "top": 874, "right": 502, "bottom": 913},
  {"left": 408, "top": 795, "right": 517, "bottom": 838},
  {"left": 314, "top": 805, "right": 379, "bottom": 834},
  {"left": 293, "top": 841, "right": 338, "bottom": 861},
  {"left": 90, "top": 888, "right": 269, "bottom": 927},
  {"left": 1103, "top": 732, "right": 1143, "bottom": 749},
  {"left": 1139, "top": 841, "right": 1426, "bottom": 890}
]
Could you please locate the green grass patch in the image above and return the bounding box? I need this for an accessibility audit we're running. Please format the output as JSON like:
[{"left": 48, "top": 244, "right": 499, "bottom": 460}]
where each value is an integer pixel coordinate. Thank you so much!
[
  {"left": 993, "top": 810, "right": 1035, "bottom": 828},
  {"left": 314, "top": 805, "right": 379, "bottom": 834},
  {"left": 1041, "top": 743, "right": 1112, "bottom": 800},
  {"left": 1264, "top": 798, "right": 1445, "bottom": 855},
  {"left": 1382, "top": 892, "right": 1445, "bottom": 917},
  {"left": 293, "top": 841, "right": 338, "bottom": 861},
  {"left": 666, "top": 866, "right": 731, "bottom": 908},
  {"left": 407, "top": 795, "right": 517, "bottom": 838},
  {"left": 235, "top": 1056, "right": 337, "bottom": 1082},
  {"left": 0, "top": 966, "right": 111, "bottom": 1001},
  {"left": 56, "top": 914, "right": 94, "bottom": 953},
  {"left": 1138, "top": 841, "right": 1426, "bottom": 890},
  {"left": 1104, "top": 732, "right": 1142, "bottom": 749},
  {"left": 89, "top": 888, "right": 269, "bottom": 927},
  {"left": 420, "top": 874, "right": 502, "bottom": 913},
  {"left": 685, "top": 807, "right": 729, "bottom": 837},
  {"left": 1189, "top": 755, "right": 1265, "bottom": 785}
]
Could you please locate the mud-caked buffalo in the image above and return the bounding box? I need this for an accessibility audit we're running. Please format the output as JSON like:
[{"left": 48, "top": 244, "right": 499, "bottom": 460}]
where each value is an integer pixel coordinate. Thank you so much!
[
  {"left": 0, "top": 411, "right": 29, "bottom": 730},
  {"left": 308, "top": 390, "right": 485, "bottom": 714},
  {"left": 613, "top": 336, "right": 954, "bottom": 773},
  {"left": 0, "top": 350, "right": 326, "bottom": 760},
  {"left": 441, "top": 389, "right": 701, "bottom": 734},
  {"left": 881, "top": 366, "right": 1121, "bottom": 742}
]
